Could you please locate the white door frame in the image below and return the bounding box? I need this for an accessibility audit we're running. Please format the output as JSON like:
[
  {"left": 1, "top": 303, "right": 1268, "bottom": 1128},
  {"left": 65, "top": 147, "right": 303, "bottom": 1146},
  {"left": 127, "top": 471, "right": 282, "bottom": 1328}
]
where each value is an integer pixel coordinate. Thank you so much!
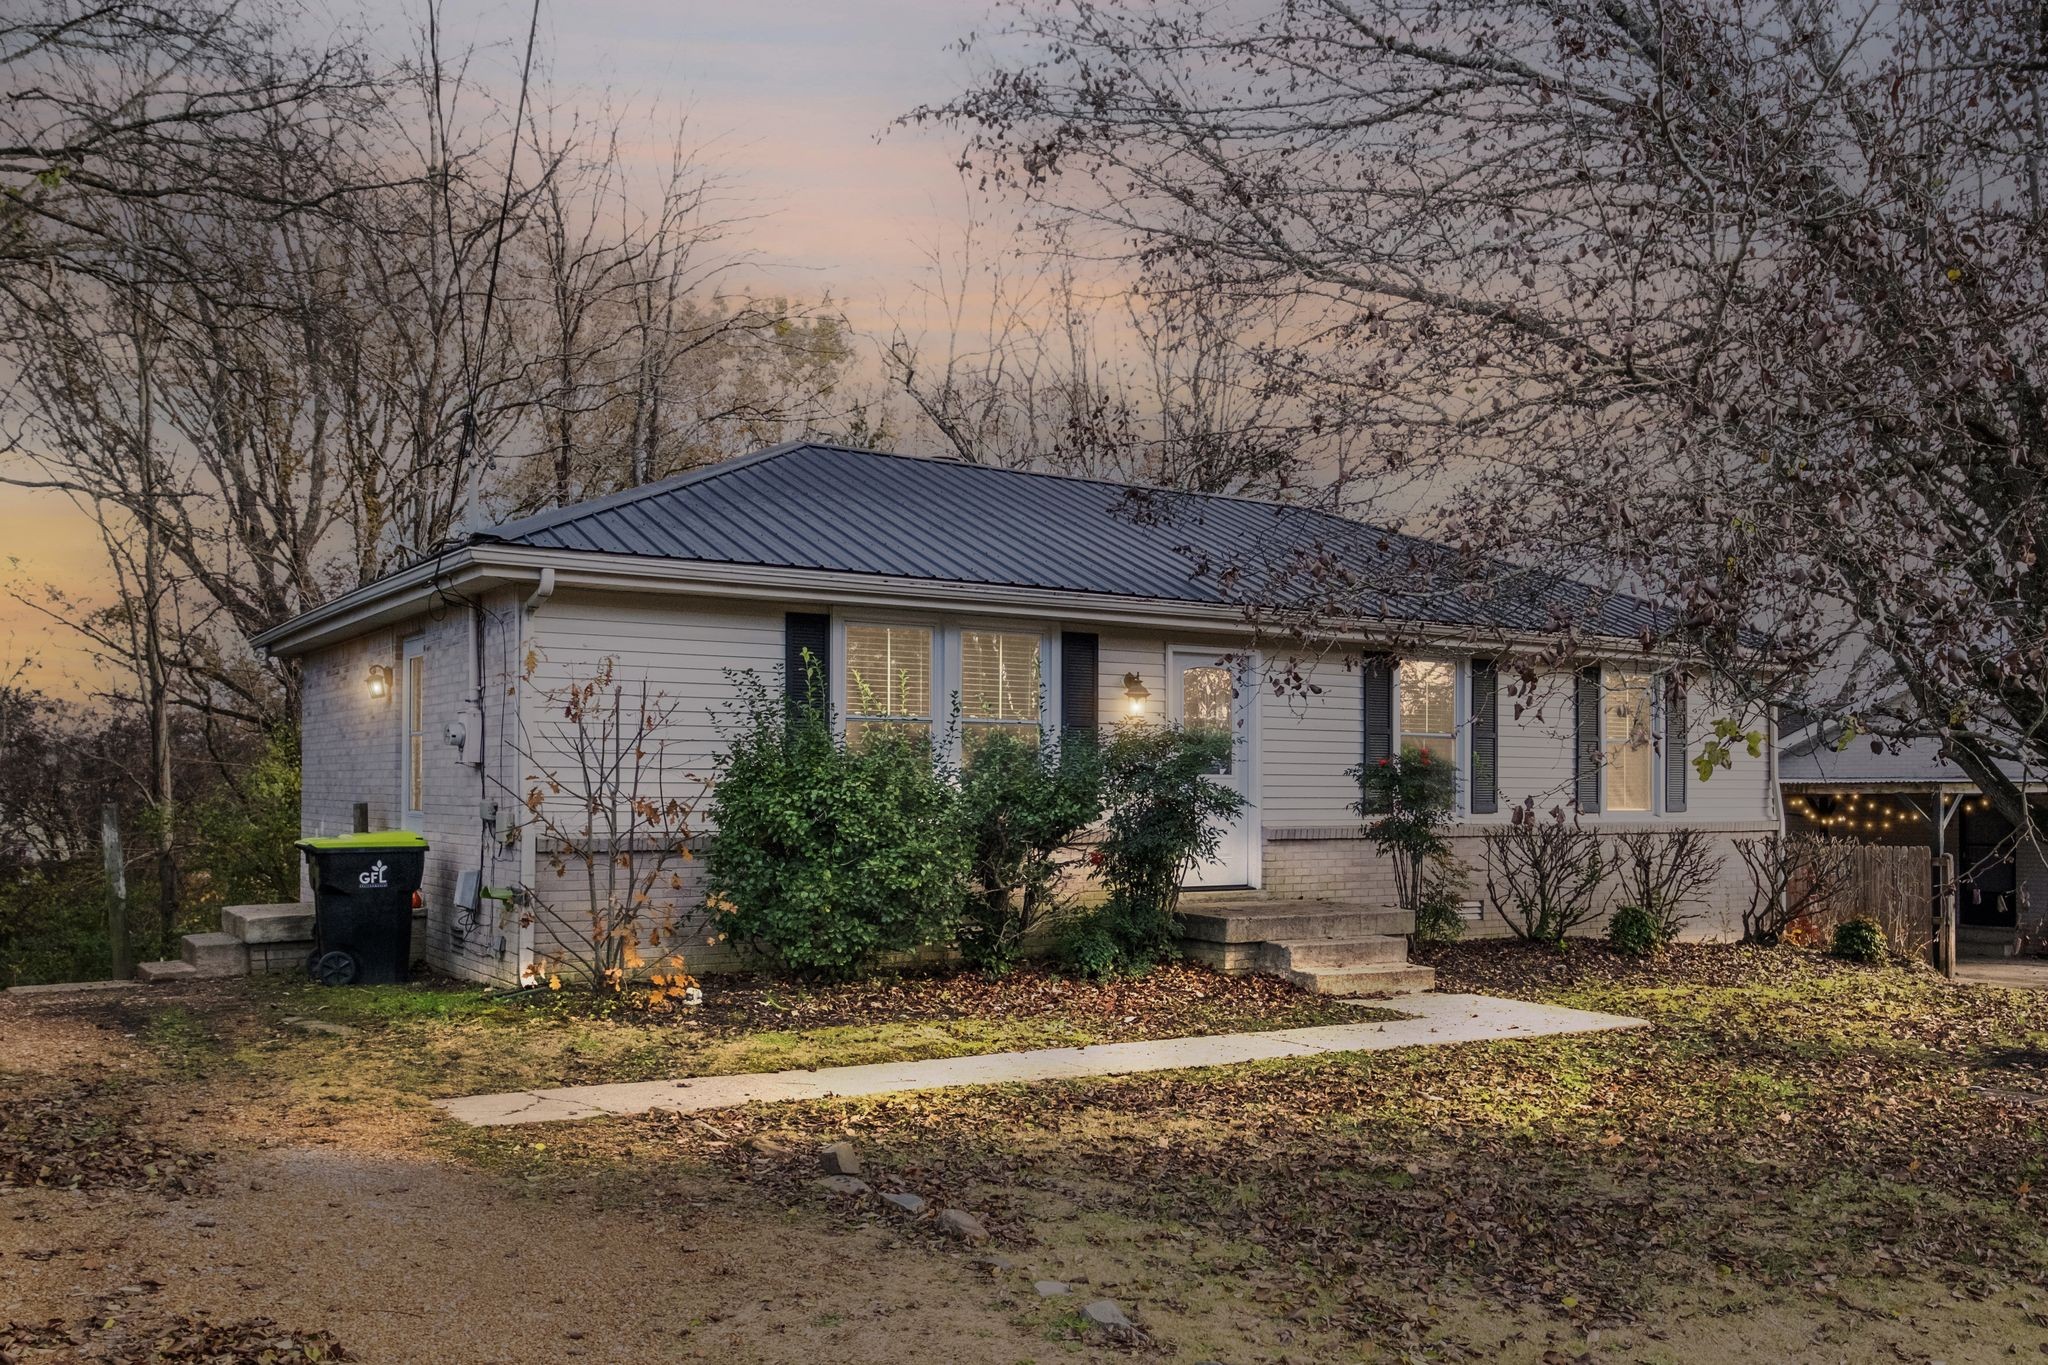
[{"left": 1168, "top": 645, "right": 1260, "bottom": 890}]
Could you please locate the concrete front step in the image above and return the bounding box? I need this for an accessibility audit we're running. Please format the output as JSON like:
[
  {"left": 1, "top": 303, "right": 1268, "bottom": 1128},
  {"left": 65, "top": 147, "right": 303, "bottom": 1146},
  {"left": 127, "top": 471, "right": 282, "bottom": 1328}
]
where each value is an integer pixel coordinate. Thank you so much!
[
  {"left": 1259, "top": 936, "right": 1410, "bottom": 971},
  {"left": 181, "top": 931, "right": 248, "bottom": 977},
  {"left": 135, "top": 959, "right": 199, "bottom": 983},
  {"left": 1180, "top": 900, "right": 1413, "bottom": 946},
  {"left": 222, "top": 902, "right": 314, "bottom": 943},
  {"left": 1275, "top": 961, "right": 1437, "bottom": 997}
]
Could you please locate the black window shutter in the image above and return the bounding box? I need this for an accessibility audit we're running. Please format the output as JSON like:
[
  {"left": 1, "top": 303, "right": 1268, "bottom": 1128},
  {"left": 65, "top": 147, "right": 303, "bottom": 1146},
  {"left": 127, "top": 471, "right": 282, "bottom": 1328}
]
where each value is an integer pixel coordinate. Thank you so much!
[
  {"left": 1362, "top": 653, "right": 1393, "bottom": 764},
  {"left": 784, "top": 612, "right": 830, "bottom": 716},
  {"left": 1574, "top": 665, "right": 1603, "bottom": 813},
  {"left": 1470, "top": 659, "right": 1499, "bottom": 814},
  {"left": 1060, "top": 632, "right": 1099, "bottom": 734},
  {"left": 1664, "top": 675, "right": 1689, "bottom": 813}
]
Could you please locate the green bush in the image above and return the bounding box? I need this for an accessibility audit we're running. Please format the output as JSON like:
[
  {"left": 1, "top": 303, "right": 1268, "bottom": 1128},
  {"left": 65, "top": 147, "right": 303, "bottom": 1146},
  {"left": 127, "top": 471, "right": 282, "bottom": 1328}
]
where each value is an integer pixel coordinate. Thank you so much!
[
  {"left": 1831, "top": 915, "right": 1887, "bottom": 964},
  {"left": 1607, "top": 902, "right": 1662, "bottom": 957},
  {"left": 1059, "top": 724, "right": 1247, "bottom": 976},
  {"left": 957, "top": 728, "right": 1103, "bottom": 974},
  {"left": 704, "top": 670, "right": 969, "bottom": 979},
  {"left": 1411, "top": 866, "right": 1469, "bottom": 945},
  {"left": 1349, "top": 744, "right": 1461, "bottom": 919}
]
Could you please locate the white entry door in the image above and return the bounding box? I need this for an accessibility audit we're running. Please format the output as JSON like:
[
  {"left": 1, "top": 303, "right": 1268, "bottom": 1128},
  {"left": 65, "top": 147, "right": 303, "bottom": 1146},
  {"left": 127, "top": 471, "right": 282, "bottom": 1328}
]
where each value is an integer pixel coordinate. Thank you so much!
[{"left": 1169, "top": 648, "right": 1256, "bottom": 889}]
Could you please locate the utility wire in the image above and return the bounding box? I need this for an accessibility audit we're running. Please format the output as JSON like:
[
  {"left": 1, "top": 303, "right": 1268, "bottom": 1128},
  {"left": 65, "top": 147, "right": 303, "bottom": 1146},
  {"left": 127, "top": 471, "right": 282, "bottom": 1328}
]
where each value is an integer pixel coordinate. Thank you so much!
[{"left": 457, "top": 0, "right": 545, "bottom": 532}]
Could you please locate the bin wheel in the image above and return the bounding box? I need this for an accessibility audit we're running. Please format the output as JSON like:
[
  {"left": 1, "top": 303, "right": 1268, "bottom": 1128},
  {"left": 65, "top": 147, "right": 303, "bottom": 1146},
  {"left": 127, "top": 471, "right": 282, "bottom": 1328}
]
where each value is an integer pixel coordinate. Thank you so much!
[{"left": 311, "top": 950, "right": 360, "bottom": 987}]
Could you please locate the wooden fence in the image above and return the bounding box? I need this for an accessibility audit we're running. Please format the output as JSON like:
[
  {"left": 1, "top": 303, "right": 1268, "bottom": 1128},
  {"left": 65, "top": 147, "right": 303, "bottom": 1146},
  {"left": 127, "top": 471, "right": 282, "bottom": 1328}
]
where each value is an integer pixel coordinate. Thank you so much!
[{"left": 1791, "top": 843, "right": 1935, "bottom": 960}]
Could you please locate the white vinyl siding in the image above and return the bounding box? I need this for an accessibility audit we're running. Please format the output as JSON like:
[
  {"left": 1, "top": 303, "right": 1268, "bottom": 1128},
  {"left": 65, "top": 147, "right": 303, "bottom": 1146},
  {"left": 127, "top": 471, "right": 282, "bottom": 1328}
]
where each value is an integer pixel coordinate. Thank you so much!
[
  {"left": 1259, "top": 657, "right": 1365, "bottom": 827},
  {"left": 525, "top": 591, "right": 785, "bottom": 820}
]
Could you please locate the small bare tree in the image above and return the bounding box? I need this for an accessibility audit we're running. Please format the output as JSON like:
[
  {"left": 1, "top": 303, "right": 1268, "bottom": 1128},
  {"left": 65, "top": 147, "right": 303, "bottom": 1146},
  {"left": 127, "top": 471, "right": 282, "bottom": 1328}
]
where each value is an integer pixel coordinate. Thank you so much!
[
  {"left": 508, "top": 656, "right": 697, "bottom": 1002},
  {"left": 1613, "top": 829, "right": 1725, "bottom": 945},
  {"left": 1733, "top": 834, "right": 1857, "bottom": 948},
  {"left": 1483, "top": 804, "right": 1612, "bottom": 945}
]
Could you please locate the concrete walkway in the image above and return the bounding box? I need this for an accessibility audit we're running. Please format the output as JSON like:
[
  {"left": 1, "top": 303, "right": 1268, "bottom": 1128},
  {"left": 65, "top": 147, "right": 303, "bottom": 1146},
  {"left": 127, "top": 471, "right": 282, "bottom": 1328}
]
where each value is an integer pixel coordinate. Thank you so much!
[
  {"left": 438, "top": 991, "right": 1646, "bottom": 1128},
  {"left": 1957, "top": 956, "right": 2048, "bottom": 991}
]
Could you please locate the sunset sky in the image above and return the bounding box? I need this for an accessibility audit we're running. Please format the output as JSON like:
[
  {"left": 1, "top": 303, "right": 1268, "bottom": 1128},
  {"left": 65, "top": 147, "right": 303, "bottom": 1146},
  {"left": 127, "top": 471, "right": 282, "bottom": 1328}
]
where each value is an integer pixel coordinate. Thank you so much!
[{"left": 1, "top": 0, "right": 996, "bottom": 686}]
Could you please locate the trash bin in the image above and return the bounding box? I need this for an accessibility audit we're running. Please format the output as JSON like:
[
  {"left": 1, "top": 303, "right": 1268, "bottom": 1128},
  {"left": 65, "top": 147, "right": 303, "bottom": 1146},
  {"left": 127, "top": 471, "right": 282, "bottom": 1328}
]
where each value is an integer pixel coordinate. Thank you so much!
[{"left": 295, "top": 832, "right": 429, "bottom": 986}]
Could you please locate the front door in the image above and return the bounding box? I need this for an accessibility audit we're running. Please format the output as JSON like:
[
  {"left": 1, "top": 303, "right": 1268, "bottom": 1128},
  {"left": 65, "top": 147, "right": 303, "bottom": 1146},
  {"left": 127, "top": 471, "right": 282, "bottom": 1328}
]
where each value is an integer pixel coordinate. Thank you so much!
[{"left": 1170, "top": 648, "right": 1256, "bottom": 888}]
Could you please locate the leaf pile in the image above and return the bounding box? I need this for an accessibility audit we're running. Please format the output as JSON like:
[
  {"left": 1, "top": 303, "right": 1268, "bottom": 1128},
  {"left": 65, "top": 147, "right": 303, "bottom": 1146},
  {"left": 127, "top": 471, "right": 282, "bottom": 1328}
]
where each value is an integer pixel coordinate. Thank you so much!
[
  {"left": 0, "top": 1083, "right": 212, "bottom": 1196},
  {"left": 120, "top": 1314, "right": 353, "bottom": 1364},
  {"left": 0, "top": 1314, "right": 350, "bottom": 1365}
]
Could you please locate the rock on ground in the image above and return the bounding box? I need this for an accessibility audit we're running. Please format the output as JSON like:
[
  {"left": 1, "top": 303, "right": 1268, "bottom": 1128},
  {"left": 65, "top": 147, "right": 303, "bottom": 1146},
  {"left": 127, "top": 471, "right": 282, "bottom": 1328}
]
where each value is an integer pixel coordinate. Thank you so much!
[
  {"left": 935, "top": 1208, "right": 989, "bottom": 1244},
  {"left": 812, "top": 1176, "right": 869, "bottom": 1197},
  {"left": 817, "top": 1141, "right": 862, "bottom": 1177},
  {"left": 880, "top": 1191, "right": 928, "bottom": 1216},
  {"left": 1082, "top": 1300, "right": 1131, "bottom": 1331}
]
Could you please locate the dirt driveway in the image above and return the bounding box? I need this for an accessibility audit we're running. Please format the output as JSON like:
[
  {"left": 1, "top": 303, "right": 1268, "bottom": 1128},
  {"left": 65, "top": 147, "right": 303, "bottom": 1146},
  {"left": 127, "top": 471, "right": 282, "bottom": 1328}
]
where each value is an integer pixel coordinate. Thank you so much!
[{"left": 0, "top": 982, "right": 1098, "bottom": 1364}]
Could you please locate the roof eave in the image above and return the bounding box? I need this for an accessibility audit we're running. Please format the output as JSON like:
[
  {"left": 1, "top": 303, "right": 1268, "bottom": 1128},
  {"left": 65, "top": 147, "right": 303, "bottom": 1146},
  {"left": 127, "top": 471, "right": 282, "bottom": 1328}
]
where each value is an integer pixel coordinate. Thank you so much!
[{"left": 254, "top": 542, "right": 1718, "bottom": 662}]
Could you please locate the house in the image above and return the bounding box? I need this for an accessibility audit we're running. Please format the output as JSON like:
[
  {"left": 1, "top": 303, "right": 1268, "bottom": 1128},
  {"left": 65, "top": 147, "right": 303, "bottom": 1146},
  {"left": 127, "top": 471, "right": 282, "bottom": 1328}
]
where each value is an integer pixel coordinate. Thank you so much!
[
  {"left": 1780, "top": 726, "right": 2048, "bottom": 958},
  {"left": 251, "top": 441, "right": 1780, "bottom": 987}
]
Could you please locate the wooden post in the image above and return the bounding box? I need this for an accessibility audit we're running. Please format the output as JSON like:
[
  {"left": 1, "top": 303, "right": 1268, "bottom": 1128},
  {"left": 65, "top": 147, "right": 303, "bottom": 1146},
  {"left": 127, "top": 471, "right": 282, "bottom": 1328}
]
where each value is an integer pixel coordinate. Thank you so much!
[
  {"left": 1937, "top": 852, "right": 1958, "bottom": 980},
  {"left": 101, "top": 803, "right": 130, "bottom": 979},
  {"left": 352, "top": 801, "right": 370, "bottom": 834}
]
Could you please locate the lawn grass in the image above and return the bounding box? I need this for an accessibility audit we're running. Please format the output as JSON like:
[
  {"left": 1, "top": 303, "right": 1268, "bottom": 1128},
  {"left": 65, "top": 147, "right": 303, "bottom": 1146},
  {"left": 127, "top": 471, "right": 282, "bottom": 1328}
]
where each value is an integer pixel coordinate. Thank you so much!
[{"left": 458, "top": 942, "right": 2048, "bottom": 1361}]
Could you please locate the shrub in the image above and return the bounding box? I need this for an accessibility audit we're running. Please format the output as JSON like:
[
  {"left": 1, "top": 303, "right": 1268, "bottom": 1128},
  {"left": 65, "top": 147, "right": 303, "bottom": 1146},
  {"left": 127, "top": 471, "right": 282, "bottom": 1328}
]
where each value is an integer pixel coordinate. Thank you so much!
[
  {"left": 1832, "top": 915, "right": 1887, "bottom": 963},
  {"left": 1061, "top": 724, "right": 1247, "bottom": 975},
  {"left": 1734, "top": 832, "right": 1856, "bottom": 946},
  {"left": 1411, "top": 867, "right": 1469, "bottom": 945},
  {"left": 705, "top": 670, "right": 969, "bottom": 979},
  {"left": 1482, "top": 803, "right": 1612, "bottom": 944},
  {"left": 1607, "top": 902, "right": 1662, "bottom": 957},
  {"left": 1612, "top": 828, "right": 1723, "bottom": 944},
  {"left": 956, "top": 728, "right": 1103, "bottom": 973},
  {"left": 511, "top": 657, "right": 699, "bottom": 1001},
  {"left": 1348, "top": 743, "right": 1461, "bottom": 919}
]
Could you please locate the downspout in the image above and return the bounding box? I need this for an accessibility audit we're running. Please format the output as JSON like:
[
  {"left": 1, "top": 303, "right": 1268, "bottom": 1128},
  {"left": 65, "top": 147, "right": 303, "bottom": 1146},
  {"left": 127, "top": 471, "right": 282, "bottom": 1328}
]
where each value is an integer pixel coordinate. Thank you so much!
[{"left": 510, "top": 566, "right": 556, "bottom": 986}]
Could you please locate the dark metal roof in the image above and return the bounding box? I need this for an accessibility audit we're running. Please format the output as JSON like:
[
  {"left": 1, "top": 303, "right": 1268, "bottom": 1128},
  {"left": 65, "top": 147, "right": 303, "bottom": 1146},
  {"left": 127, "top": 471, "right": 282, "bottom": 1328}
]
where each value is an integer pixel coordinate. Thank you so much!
[
  {"left": 473, "top": 442, "right": 1674, "bottom": 641},
  {"left": 1781, "top": 731, "right": 2042, "bottom": 789}
]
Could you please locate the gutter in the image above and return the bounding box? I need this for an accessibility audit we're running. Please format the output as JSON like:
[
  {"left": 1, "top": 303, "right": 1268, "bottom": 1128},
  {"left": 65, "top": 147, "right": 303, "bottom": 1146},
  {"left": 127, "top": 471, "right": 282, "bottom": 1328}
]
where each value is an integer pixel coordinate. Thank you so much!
[{"left": 254, "top": 541, "right": 1720, "bottom": 665}]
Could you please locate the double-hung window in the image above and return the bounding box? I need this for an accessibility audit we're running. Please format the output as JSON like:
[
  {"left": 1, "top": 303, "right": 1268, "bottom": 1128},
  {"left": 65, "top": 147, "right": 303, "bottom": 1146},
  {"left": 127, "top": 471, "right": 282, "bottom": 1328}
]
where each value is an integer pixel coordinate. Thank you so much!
[
  {"left": 841, "top": 620, "right": 1048, "bottom": 762},
  {"left": 1603, "top": 670, "right": 1655, "bottom": 813},
  {"left": 1397, "top": 658, "right": 1458, "bottom": 766},
  {"left": 844, "top": 624, "right": 933, "bottom": 746},
  {"left": 960, "top": 628, "right": 1043, "bottom": 760}
]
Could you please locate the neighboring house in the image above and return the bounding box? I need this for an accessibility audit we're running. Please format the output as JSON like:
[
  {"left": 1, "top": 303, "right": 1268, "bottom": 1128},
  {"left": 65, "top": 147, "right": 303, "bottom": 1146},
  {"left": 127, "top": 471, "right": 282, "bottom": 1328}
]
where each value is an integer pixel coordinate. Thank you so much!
[
  {"left": 253, "top": 442, "right": 1780, "bottom": 986},
  {"left": 1779, "top": 726, "right": 2048, "bottom": 957}
]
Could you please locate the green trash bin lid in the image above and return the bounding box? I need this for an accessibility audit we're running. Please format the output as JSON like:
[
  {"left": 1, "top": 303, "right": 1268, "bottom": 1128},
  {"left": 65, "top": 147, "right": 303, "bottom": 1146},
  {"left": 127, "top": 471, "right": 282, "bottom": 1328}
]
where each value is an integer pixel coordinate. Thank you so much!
[{"left": 295, "top": 831, "right": 430, "bottom": 851}]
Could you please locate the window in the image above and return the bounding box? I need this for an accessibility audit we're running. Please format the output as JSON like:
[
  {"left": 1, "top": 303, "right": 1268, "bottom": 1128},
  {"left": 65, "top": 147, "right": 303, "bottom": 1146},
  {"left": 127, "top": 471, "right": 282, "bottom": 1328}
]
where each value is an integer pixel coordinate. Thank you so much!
[
  {"left": 1398, "top": 659, "right": 1457, "bottom": 765},
  {"left": 960, "top": 629, "right": 1042, "bottom": 759},
  {"left": 844, "top": 623, "right": 933, "bottom": 746},
  {"left": 1180, "top": 663, "right": 1236, "bottom": 774},
  {"left": 402, "top": 637, "right": 426, "bottom": 827},
  {"left": 1604, "top": 670, "right": 1654, "bottom": 812}
]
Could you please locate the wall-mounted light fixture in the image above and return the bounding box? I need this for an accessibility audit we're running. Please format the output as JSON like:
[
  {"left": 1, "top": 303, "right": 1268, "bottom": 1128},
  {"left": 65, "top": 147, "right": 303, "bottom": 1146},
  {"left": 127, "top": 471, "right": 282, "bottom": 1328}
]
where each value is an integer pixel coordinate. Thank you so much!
[
  {"left": 1122, "top": 671, "right": 1151, "bottom": 715},
  {"left": 366, "top": 663, "right": 394, "bottom": 701}
]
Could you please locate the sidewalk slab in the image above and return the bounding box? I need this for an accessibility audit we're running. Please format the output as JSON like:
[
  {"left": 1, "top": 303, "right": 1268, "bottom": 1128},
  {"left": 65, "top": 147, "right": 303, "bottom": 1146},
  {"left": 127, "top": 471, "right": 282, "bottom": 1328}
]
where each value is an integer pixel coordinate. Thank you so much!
[{"left": 436, "top": 991, "right": 1645, "bottom": 1128}]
